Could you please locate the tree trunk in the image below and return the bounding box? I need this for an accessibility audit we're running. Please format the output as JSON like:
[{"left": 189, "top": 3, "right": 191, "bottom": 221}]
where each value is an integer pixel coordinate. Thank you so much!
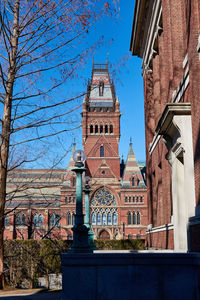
[{"left": 0, "top": 0, "right": 19, "bottom": 289}]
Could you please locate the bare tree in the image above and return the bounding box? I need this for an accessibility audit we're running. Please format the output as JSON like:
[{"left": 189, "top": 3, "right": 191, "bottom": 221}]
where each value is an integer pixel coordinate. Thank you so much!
[{"left": 0, "top": 0, "right": 118, "bottom": 288}]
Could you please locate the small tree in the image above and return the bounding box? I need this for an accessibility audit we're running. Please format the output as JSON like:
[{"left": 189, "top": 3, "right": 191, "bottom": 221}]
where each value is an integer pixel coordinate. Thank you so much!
[{"left": 0, "top": 0, "right": 118, "bottom": 288}]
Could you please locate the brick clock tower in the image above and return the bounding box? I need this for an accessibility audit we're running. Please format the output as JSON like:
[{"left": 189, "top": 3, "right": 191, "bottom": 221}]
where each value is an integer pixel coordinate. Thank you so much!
[{"left": 62, "top": 62, "right": 147, "bottom": 240}]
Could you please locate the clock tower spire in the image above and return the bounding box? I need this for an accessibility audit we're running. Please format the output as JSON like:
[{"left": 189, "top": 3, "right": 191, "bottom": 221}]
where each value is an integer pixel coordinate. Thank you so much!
[{"left": 82, "top": 62, "right": 121, "bottom": 182}]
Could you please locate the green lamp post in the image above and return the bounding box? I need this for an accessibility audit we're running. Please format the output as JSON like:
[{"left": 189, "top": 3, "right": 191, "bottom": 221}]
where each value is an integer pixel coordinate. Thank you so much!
[
  {"left": 68, "top": 150, "right": 93, "bottom": 253},
  {"left": 83, "top": 176, "right": 98, "bottom": 250}
]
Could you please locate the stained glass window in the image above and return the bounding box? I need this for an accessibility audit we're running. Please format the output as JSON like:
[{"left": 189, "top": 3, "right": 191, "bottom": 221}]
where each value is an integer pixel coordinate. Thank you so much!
[
  {"left": 113, "top": 213, "right": 117, "bottom": 225},
  {"left": 92, "top": 213, "right": 96, "bottom": 225},
  {"left": 107, "top": 212, "right": 112, "bottom": 225},
  {"left": 97, "top": 213, "right": 101, "bottom": 225},
  {"left": 102, "top": 213, "right": 107, "bottom": 225}
]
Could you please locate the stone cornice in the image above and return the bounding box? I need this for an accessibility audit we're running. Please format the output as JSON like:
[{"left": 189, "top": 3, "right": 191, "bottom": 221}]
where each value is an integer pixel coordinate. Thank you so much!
[
  {"left": 130, "top": 0, "right": 162, "bottom": 74},
  {"left": 155, "top": 103, "right": 191, "bottom": 135}
]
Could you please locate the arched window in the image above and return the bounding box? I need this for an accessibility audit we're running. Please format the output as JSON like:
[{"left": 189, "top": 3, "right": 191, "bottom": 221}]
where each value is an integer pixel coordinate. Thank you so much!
[
  {"left": 72, "top": 213, "right": 75, "bottom": 225},
  {"left": 100, "top": 125, "right": 103, "bottom": 133},
  {"left": 50, "top": 214, "right": 55, "bottom": 227},
  {"left": 137, "top": 212, "right": 141, "bottom": 225},
  {"left": 97, "top": 213, "right": 101, "bottom": 225},
  {"left": 92, "top": 213, "right": 96, "bottom": 225},
  {"left": 102, "top": 213, "right": 107, "bottom": 225},
  {"left": 105, "top": 124, "right": 108, "bottom": 133},
  {"left": 99, "top": 81, "right": 104, "bottom": 96},
  {"left": 55, "top": 214, "right": 60, "bottom": 227},
  {"left": 137, "top": 179, "right": 140, "bottom": 186},
  {"left": 22, "top": 214, "right": 26, "bottom": 226},
  {"left": 140, "top": 196, "right": 143, "bottom": 203},
  {"left": 128, "top": 212, "right": 131, "bottom": 225},
  {"left": 100, "top": 146, "right": 104, "bottom": 157},
  {"left": 136, "top": 196, "right": 139, "bottom": 203},
  {"left": 16, "top": 214, "right": 21, "bottom": 226},
  {"left": 4, "top": 216, "right": 9, "bottom": 227},
  {"left": 132, "top": 177, "right": 135, "bottom": 186},
  {"left": 34, "top": 214, "right": 43, "bottom": 227},
  {"left": 38, "top": 214, "right": 43, "bottom": 227},
  {"left": 107, "top": 213, "right": 111, "bottom": 225},
  {"left": 67, "top": 213, "right": 71, "bottom": 225},
  {"left": 110, "top": 124, "right": 113, "bottom": 133},
  {"left": 133, "top": 212, "right": 136, "bottom": 225},
  {"left": 95, "top": 124, "right": 98, "bottom": 133},
  {"left": 113, "top": 213, "right": 117, "bottom": 225},
  {"left": 90, "top": 125, "right": 93, "bottom": 133}
]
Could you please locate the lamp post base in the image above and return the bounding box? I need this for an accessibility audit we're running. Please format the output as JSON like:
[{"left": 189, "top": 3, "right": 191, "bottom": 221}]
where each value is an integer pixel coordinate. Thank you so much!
[{"left": 68, "top": 224, "right": 93, "bottom": 253}]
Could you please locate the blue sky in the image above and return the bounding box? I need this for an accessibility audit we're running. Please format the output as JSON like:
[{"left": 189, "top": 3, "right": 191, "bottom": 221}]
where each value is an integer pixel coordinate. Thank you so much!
[
  {"left": 14, "top": 0, "right": 145, "bottom": 169},
  {"left": 66, "top": 0, "right": 146, "bottom": 165}
]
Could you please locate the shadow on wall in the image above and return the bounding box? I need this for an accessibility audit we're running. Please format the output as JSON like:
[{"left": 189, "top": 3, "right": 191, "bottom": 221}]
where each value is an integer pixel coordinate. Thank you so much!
[{"left": 194, "top": 123, "right": 200, "bottom": 206}]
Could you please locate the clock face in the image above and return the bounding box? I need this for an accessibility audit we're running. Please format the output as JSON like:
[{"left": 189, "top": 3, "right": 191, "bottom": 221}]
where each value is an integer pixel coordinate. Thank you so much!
[{"left": 91, "top": 188, "right": 116, "bottom": 206}]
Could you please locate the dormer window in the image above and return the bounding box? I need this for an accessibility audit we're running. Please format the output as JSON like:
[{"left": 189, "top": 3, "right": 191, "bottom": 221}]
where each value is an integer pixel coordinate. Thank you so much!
[{"left": 99, "top": 81, "right": 104, "bottom": 96}]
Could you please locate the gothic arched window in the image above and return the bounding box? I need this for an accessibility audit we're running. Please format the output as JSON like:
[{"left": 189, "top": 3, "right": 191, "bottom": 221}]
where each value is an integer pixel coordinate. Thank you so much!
[
  {"left": 133, "top": 212, "right": 136, "bottom": 225},
  {"left": 22, "top": 214, "right": 26, "bottom": 226},
  {"left": 113, "top": 213, "right": 117, "bottom": 225},
  {"left": 38, "top": 214, "right": 43, "bottom": 227},
  {"left": 97, "top": 213, "right": 101, "bottom": 225},
  {"left": 50, "top": 214, "right": 55, "bottom": 227},
  {"left": 100, "top": 146, "right": 104, "bottom": 157},
  {"left": 95, "top": 124, "right": 98, "bottom": 134},
  {"left": 67, "top": 213, "right": 71, "bottom": 225},
  {"left": 110, "top": 124, "right": 113, "bottom": 133},
  {"left": 107, "top": 212, "right": 112, "bottom": 225},
  {"left": 55, "top": 214, "right": 60, "bottom": 227},
  {"left": 132, "top": 177, "right": 135, "bottom": 187},
  {"left": 16, "top": 214, "right": 21, "bottom": 226},
  {"left": 137, "top": 212, "right": 141, "bottom": 225},
  {"left": 34, "top": 214, "right": 43, "bottom": 227},
  {"left": 100, "top": 125, "right": 103, "bottom": 133},
  {"left": 72, "top": 213, "right": 75, "bottom": 225},
  {"left": 92, "top": 213, "right": 96, "bottom": 225},
  {"left": 90, "top": 125, "right": 93, "bottom": 133},
  {"left": 128, "top": 212, "right": 131, "bottom": 225},
  {"left": 105, "top": 124, "right": 108, "bottom": 133},
  {"left": 102, "top": 213, "right": 107, "bottom": 225}
]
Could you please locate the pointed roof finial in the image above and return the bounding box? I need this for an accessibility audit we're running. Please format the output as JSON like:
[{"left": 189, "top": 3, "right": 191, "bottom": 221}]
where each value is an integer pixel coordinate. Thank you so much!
[
  {"left": 130, "top": 137, "right": 132, "bottom": 145},
  {"left": 73, "top": 137, "right": 76, "bottom": 146},
  {"left": 83, "top": 95, "right": 86, "bottom": 103},
  {"left": 116, "top": 95, "right": 119, "bottom": 103}
]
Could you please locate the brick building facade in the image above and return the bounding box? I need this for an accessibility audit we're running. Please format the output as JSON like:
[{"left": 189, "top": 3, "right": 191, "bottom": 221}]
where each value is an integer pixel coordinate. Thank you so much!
[
  {"left": 4, "top": 63, "right": 147, "bottom": 240},
  {"left": 130, "top": 0, "right": 200, "bottom": 251}
]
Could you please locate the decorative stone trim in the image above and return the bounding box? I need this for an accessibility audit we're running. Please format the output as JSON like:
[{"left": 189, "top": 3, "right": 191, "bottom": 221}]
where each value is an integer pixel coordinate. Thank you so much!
[
  {"left": 172, "top": 66, "right": 189, "bottom": 103},
  {"left": 149, "top": 133, "right": 161, "bottom": 156},
  {"left": 146, "top": 223, "right": 173, "bottom": 234},
  {"left": 197, "top": 35, "right": 200, "bottom": 53},
  {"left": 142, "top": 0, "right": 162, "bottom": 74}
]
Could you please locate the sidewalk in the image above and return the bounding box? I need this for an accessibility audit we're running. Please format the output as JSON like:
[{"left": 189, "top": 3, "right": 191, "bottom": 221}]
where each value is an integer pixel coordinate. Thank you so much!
[{"left": 0, "top": 289, "right": 62, "bottom": 299}]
